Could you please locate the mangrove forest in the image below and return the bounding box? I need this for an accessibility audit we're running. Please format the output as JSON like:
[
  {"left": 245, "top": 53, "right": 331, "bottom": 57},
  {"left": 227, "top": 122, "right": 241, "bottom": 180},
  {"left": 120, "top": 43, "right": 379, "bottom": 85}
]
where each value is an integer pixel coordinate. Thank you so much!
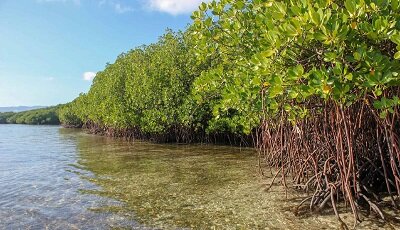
[
  {"left": 0, "top": 106, "right": 60, "bottom": 125},
  {"left": 54, "top": 0, "right": 400, "bottom": 227}
]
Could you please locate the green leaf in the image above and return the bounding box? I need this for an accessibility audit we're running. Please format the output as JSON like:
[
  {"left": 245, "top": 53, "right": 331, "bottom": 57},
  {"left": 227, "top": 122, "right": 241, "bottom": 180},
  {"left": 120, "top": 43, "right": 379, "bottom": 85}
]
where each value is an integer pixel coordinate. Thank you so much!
[
  {"left": 294, "top": 65, "right": 304, "bottom": 76},
  {"left": 283, "top": 23, "right": 298, "bottom": 37},
  {"left": 261, "top": 50, "right": 275, "bottom": 58},
  {"left": 269, "top": 99, "right": 279, "bottom": 110},
  {"left": 353, "top": 52, "right": 361, "bottom": 61},
  {"left": 288, "top": 90, "right": 299, "bottom": 99},
  {"left": 344, "top": 0, "right": 356, "bottom": 16},
  {"left": 271, "top": 75, "right": 283, "bottom": 85},
  {"left": 269, "top": 85, "right": 283, "bottom": 98},
  {"left": 235, "top": 0, "right": 245, "bottom": 9},
  {"left": 309, "top": 8, "right": 321, "bottom": 25},
  {"left": 314, "top": 32, "right": 328, "bottom": 41},
  {"left": 204, "top": 17, "right": 212, "bottom": 27},
  {"left": 333, "top": 64, "right": 342, "bottom": 75},
  {"left": 373, "top": 100, "right": 383, "bottom": 109},
  {"left": 345, "top": 73, "right": 353, "bottom": 81},
  {"left": 380, "top": 110, "right": 388, "bottom": 119},
  {"left": 374, "top": 88, "right": 383, "bottom": 96},
  {"left": 395, "top": 51, "right": 400, "bottom": 59},
  {"left": 290, "top": 5, "right": 301, "bottom": 15},
  {"left": 199, "top": 2, "right": 207, "bottom": 11},
  {"left": 271, "top": 2, "right": 287, "bottom": 19},
  {"left": 392, "top": 0, "right": 399, "bottom": 11},
  {"left": 284, "top": 104, "right": 291, "bottom": 112},
  {"left": 324, "top": 52, "right": 337, "bottom": 62}
]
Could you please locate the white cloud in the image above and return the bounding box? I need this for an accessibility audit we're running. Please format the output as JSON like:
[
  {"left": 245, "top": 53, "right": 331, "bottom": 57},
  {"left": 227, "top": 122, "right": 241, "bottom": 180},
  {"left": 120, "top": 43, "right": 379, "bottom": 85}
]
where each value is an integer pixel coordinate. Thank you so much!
[
  {"left": 83, "top": 72, "right": 96, "bottom": 81},
  {"left": 148, "top": 0, "right": 210, "bottom": 15},
  {"left": 114, "top": 3, "right": 134, "bottom": 13},
  {"left": 99, "top": 0, "right": 134, "bottom": 13},
  {"left": 45, "top": 77, "right": 55, "bottom": 81}
]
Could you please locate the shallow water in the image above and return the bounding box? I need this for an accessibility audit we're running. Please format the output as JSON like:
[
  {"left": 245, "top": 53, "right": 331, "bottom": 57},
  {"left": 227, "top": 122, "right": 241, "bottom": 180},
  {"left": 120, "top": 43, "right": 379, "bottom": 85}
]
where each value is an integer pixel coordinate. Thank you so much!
[{"left": 0, "top": 125, "right": 397, "bottom": 229}]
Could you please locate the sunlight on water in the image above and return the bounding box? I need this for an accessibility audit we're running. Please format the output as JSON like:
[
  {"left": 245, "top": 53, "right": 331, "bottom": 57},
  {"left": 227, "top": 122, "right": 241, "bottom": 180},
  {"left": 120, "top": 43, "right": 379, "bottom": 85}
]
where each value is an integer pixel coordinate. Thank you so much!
[{"left": 0, "top": 125, "right": 139, "bottom": 229}]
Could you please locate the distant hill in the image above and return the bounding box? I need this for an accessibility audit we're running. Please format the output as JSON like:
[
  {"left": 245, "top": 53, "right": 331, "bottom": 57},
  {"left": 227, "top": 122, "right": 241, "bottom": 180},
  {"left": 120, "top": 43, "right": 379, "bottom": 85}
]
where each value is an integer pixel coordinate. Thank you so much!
[{"left": 0, "top": 106, "right": 46, "bottom": 113}]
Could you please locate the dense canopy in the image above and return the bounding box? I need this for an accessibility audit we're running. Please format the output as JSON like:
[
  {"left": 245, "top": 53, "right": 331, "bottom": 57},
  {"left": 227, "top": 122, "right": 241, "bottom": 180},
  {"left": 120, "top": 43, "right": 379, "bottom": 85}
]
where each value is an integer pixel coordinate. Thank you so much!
[{"left": 59, "top": 0, "right": 400, "bottom": 225}]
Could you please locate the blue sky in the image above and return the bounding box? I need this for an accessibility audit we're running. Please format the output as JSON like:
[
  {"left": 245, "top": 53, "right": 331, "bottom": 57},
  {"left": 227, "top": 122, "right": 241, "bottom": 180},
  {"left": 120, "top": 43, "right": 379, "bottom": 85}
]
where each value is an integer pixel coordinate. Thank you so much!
[{"left": 0, "top": 0, "right": 206, "bottom": 106}]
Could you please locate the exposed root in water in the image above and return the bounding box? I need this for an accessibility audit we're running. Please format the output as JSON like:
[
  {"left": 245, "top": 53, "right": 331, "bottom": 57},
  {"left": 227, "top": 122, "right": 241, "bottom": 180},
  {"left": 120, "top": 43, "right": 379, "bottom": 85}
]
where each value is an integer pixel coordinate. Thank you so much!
[
  {"left": 258, "top": 95, "right": 400, "bottom": 227},
  {"left": 80, "top": 121, "right": 253, "bottom": 146}
]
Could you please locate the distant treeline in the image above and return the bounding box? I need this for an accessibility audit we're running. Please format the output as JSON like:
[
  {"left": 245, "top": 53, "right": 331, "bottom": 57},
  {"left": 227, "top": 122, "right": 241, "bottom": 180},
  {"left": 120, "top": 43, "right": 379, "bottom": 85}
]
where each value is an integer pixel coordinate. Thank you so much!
[{"left": 0, "top": 106, "right": 61, "bottom": 125}]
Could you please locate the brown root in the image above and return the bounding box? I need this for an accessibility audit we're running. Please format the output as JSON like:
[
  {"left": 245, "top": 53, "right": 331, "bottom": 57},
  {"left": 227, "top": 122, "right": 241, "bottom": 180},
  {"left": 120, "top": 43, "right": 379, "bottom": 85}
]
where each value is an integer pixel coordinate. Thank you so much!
[{"left": 258, "top": 95, "right": 400, "bottom": 225}]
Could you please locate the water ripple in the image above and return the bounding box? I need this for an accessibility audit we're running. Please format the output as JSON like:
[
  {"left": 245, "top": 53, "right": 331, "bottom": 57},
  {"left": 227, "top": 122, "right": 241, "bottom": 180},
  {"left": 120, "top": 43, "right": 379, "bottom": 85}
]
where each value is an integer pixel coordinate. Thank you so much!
[{"left": 0, "top": 125, "right": 139, "bottom": 229}]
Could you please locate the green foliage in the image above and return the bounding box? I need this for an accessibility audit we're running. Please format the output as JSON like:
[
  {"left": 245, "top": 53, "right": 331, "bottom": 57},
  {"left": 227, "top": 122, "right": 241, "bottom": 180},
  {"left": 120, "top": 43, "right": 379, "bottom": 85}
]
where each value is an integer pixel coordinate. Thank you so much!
[
  {"left": 61, "top": 31, "right": 206, "bottom": 135},
  {"left": 58, "top": 101, "right": 84, "bottom": 128},
  {"left": 3, "top": 106, "right": 61, "bottom": 125},
  {"left": 62, "top": 0, "right": 400, "bottom": 139},
  {"left": 0, "top": 112, "right": 15, "bottom": 124},
  {"left": 190, "top": 0, "right": 400, "bottom": 127}
]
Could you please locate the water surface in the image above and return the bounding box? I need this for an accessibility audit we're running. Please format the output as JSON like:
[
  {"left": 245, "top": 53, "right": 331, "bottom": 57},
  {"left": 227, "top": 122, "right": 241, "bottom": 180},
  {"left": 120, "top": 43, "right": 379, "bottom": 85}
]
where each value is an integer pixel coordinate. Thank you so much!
[{"left": 0, "top": 125, "right": 394, "bottom": 229}]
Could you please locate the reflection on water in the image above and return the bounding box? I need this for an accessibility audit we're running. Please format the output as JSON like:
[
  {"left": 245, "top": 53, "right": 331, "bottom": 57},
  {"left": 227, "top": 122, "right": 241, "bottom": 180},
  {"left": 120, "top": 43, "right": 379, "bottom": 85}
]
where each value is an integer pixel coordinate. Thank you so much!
[
  {"left": 0, "top": 125, "right": 140, "bottom": 229},
  {"left": 1, "top": 125, "right": 394, "bottom": 229}
]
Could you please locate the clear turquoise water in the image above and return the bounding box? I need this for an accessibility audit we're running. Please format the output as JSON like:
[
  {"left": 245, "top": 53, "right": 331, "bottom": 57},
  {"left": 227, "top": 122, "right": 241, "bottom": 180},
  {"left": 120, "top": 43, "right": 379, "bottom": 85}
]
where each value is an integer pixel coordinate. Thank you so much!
[
  {"left": 0, "top": 125, "right": 265, "bottom": 229},
  {"left": 2, "top": 125, "right": 390, "bottom": 229}
]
